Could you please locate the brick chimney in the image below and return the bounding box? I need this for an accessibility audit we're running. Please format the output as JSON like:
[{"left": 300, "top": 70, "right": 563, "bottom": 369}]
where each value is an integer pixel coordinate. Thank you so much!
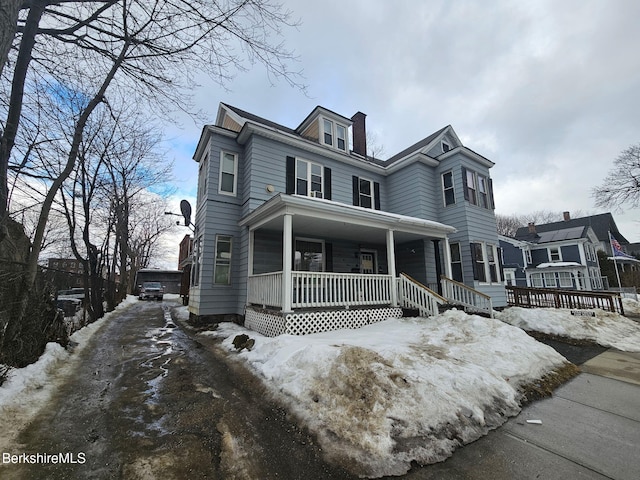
[
  {"left": 528, "top": 222, "right": 536, "bottom": 234},
  {"left": 563, "top": 211, "right": 571, "bottom": 221},
  {"left": 351, "top": 112, "right": 367, "bottom": 157}
]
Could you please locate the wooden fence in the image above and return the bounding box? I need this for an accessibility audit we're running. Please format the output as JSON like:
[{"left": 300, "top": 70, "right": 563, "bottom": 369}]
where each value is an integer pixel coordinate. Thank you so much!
[{"left": 506, "top": 286, "right": 624, "bottom": 315}]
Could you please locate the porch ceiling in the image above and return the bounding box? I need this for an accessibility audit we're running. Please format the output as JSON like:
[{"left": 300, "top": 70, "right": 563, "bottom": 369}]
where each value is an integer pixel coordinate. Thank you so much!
[{"left": 239, "top": 194, "right": 456, "bottom": 243}]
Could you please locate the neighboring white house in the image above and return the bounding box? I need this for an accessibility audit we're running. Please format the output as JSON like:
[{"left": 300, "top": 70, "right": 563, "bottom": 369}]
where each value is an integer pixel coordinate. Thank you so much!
[{"left": 189, "top": 103, "right": 506, "bottom": 335}]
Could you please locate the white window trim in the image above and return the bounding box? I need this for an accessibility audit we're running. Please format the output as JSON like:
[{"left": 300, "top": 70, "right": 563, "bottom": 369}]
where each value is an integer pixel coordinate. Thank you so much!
[
  {"left": 358, "top": 177, "right": 375, "bottom": 208},
  {"left": 213, "top": 234, "right": 233, "bottom": 285},
  {"left": 294, "top": 237, "right": 325, "bottom": 272},
  {"left": 442, "top": 170, "right": 455, "bottom": 206},
  {"left": 199, "top": 153, "right": 209, "bottom": 201},
  {"left": 548, "top": 246, "right": 562, "bottom": 262},
  {"left": 295, "top": 158, "right": 324, "bottom": 197},
  {"left": 218, "top": 151, "right": 238, "bottom": 196},
  {"left": 474, "top": 242, "right": 502, "bottom": 285},
  {"left": 441, "top": 139, "right": 451, "bottom": 153},
  {"left": 320, "top": 117, "right": 348, "bottom": 152},
  {"left": 558, "top": 271, "right": 573, "bottom": 288}
]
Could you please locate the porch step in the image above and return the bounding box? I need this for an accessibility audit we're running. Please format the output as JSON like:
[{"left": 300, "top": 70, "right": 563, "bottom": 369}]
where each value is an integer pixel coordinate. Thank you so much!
[{"left": 401, "top": 308, "right": 420, "bottom": 317}]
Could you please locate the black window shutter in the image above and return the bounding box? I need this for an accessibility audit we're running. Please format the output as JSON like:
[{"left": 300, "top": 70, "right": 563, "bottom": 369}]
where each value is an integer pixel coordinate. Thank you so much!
[
  {"left": 470, "top": 243, "right": 479, "bottom": 280},
  {"left": 374, "top": 182, "right": 381, "bottom": 210},
  {"left": 286, "top": 156, "right": 295, "bottom": 194},
  {"left": 462, "top": 167, "right": 469, "bottom": 201},
  {"left": 325, "top": 242, "right": 333, "bottom": 272},
  {"left": 324, "top": 167, "right": 332, "bottom": 200},
  {"left": 497, "top": 246, "right": 504, "bottom": 279},
  {"left": 488, "top": 177, "right": 495, "bottom": 209},
  {"left": 352, "top": 176, "right": 359, "bottom": 205}
]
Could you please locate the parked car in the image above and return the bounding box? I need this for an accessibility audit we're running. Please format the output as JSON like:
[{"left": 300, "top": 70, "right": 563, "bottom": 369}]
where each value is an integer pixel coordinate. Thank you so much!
[
  {"left": 57, "top": 288, "right": 86, "bottom": 301},
  {"left": 55, "top": 297, "right": 82, "bottom": 316},
  {"left": 138, "top": 282, "right": 164, "bottom": 301}
]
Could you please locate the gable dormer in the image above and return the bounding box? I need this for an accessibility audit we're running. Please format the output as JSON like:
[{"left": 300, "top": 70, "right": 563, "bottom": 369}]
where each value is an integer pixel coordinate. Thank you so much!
[
  {"left": 216, "top": 104, "right": 245, "bottom": 132},
  {"left": 425, "top": 126, "right": 462, "bottom": 157},
  {"left": 296, "top": 106, "right": 352, "bottom": 153}
]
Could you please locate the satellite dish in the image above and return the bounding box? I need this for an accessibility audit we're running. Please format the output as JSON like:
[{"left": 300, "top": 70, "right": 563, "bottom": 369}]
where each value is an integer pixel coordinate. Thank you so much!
[{"left": 180, "top": 200, "right": 192, "bottom": 227}]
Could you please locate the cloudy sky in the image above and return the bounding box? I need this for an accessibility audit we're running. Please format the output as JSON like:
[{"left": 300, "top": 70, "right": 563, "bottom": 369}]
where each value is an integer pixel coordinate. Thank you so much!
[{"left": 160, "top": 0, "right": 640, "bottom": 266}]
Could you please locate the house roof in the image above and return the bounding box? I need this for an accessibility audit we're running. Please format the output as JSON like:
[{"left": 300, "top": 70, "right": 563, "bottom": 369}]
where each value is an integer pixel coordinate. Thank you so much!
[
  {"left": 514, "top": 213, "right": 628, "bottom": 244},
  {"left": 239, "top": 193, "right": 456, "bottom": 243},
  {"left": 215, "top": 103, "right": 475, "bottom": 168}
]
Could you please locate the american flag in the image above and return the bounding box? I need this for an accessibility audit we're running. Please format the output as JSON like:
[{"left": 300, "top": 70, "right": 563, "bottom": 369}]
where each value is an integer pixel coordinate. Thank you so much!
[{"left": 609, "top": 232, "right": 633, "bottom": 258}]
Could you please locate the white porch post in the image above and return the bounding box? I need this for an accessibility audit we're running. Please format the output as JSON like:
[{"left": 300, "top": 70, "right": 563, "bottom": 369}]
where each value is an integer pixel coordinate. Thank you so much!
[
  {"left": 386, "top": 229, "right": 398, "bottom": 306},
  {"left": 442, "top": 236, "right": 453, "bottom": 279},
  {"left": 247, "top": 228, "right": 255, "bottom": 305},
  {"left": 282, "top": 214, "right": 293, "bottom": 313}
]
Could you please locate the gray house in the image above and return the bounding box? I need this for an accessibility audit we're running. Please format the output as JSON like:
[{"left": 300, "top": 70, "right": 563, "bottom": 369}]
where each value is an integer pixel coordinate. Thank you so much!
[
  {"left": 500, "top": 223, "right": 603, "bottom": 290},
  {"left": 189, "top": 103, "right": 506, "bottom": 335}
]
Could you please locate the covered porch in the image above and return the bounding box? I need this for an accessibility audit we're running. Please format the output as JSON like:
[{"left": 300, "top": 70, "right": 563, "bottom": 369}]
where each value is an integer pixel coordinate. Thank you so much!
[{"left": 239, "top": 194, "right": 456, "bottom": 335}]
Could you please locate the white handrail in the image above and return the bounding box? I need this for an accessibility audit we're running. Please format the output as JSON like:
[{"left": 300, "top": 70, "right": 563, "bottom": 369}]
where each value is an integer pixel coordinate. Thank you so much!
[
  {"left": 397, "top": 273, "right": 444, "bottom": 317},
  {"left": 440, "top": 276, "right": 493, "bottom": 317}
]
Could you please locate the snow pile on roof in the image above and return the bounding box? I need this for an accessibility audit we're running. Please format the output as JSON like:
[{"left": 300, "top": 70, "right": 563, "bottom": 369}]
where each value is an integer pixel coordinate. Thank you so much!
[
  {"left": 207, "top": 309, "right": 567, "bottom": 477},
  {"left": 496, "top": 306, "right": 640, "bottom": 352},
  {"left": 0, "top": 295, "right": 139, "bottom": 452}
]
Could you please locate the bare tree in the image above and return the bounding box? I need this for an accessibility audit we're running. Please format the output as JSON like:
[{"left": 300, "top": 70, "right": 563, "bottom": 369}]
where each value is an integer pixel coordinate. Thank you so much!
[
  {"left": 495, "top": 214, "right": 523, "bottom": 237},
  {"left": 593, "top": 143, "right": 640, "bottom": 210},
  {"left": 1, "top": 0, "right": 304, "bottom": 357}
]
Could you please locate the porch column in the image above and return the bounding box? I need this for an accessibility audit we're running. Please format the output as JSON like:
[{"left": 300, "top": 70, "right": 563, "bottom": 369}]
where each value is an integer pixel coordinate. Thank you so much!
[
  {"left": 282, "top": 214, "right": 293, "bottom": 313},
  {"left": 442, "top": 236, "right": 453, "bottom": 279},
  {"left": 247, "top": 228, "right": 255, "bottom": 306},
  {"left": 386, "top": 229, "right": 398, "bottom": 306}
]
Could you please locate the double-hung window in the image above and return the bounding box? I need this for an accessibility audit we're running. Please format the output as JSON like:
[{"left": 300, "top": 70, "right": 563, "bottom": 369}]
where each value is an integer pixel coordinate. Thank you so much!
[
  {"left": 558, "top": 272, "right": 573, "bottom": 288},
  {"left": 471, "top": 242, "right": 501, "bottom": 283},
  {"left": 296, "top": 159, "right": 323, "bottom": 197},
  {"left": 322, "top": 118, "right": 348, "bottom": 152},
  {"left": 442, "top": 171, "right": 455, "bottom": 206},
  {"left": 462, "top": 167, "right": 493, "bottom": 209},
  {"left": 218, "top": 151, "right": 238, "bottom": 196},
  {"left": 549, "top": 247, "right": 561, "bottom": 262},
  {"left": 358, "top": 178, "right": 373, "bottom": 208},
  {"left": 471, "top": 243, "right": 486, "bottom": 282},
  {"left": 198, "top": 154, "right": 209, "bottom": 201},
  {"left": 450, "top": 243, "right": 463, "bottom": 282},
  {"left": 214, "top": 235, "right": 232, "bottom": 285}
]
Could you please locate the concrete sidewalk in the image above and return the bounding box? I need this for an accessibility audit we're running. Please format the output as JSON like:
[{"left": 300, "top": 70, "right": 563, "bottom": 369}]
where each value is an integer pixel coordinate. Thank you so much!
[{"left": 404, "top": 350, "right": 640, "bottom": 479}]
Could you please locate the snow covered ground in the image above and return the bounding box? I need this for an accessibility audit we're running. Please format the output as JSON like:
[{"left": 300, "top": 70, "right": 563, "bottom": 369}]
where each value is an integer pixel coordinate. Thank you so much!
[
  {"left": 496, "top": 302, "right": 640, "bottom": 352},
  {"left": 191, "top": 309, "right": 569, "bottom": 477},
  {"left": 3, "top": 296, "right": 639, "bottom": 477}
]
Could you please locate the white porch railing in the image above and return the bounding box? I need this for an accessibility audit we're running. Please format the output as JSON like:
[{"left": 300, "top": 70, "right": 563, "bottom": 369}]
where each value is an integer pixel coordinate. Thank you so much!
[
  {"left": 292, "top": 272, "right": 393, "bottom": 308},
  {"left": 247, "top": 271, "right": 394, "bottom": 309},
  {"left": 248, "top": 271, "right": 283, "bottom": 308},
  {"left": 441, "top": 276, "right": 493, "bottom": 317},
  {"left": 397, "top": 273, "right": 445, "bottom": 317}
]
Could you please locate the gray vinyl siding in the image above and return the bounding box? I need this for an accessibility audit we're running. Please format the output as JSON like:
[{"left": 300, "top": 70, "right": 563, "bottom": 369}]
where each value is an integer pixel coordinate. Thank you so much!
[
  {"left": 386, "top": 163, "right": 438, "bottom": 219},
  {"left": 396, "top": 240, "right": 428, "bottom": 285},
  {"left": 253, "top": 230, "right": 283, "bottom": 274}
]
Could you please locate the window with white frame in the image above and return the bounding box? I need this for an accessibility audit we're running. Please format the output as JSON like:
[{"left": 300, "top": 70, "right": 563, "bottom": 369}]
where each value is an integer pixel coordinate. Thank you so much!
[
  {"left": 558, "top": 271, "right": 573, "bottom": 288},
  {"left": 441, "top": 139, "right": 451, "bottom": 153},
  {"left": 549, "top": 247, "right": 561, "bottom": 262},
  {"left": 295, "top": 238, "right": 324, "bottom": 272},
  {"left": 218, "top": 151, "right": 238, "bottom": 195},
  {"left": 296, "top": 158, "right": 323, "bottom": 197},
  {"left": 442, "top": 171, "right": 455, "bottom": 206},
  {"left": 470, "top": 243, "right": 486, "bottom": 282},
  {"left": 478, "top": 175, "right": 489, "bottom": 209},
  {"left": 198, "top": 154, "right": 209, "bottom": 200},
  {"left": 544, "top": 272, "right": 557, "bottom": 287},
  {"left": 530, "top": 272, "right": 543, "bottom": 287},
  {"left": 191, "top": 234, "right": 203, "bottom": 287},
  {"left": 450, "top": 242, "right": 463, "bottom": 282},
  {"left": 214, "top": 235, "right": 232, "bottom": 285},
  {"left": 525, "top": 249, "right": 532, "bottom": 265},
  {"left": 465, "top": 169, "right": 477, "bottom": 206},
  {"left": 463, "top": 167, "right": 493, "bottom": 210},
  {"left": 358, "top": 178, "right": 374, "bottom": 208},
  {"left": 471, "top": 242, "right": 501, "bottom": 283},
  {"left": 322, "top": 118, "right": 348, "bottom": 152}
]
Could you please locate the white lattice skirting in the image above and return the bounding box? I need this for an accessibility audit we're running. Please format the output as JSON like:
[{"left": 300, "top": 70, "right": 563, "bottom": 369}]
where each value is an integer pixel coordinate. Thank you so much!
[{"left": 245, "top": 306, "right": 403, "bottom": 337}]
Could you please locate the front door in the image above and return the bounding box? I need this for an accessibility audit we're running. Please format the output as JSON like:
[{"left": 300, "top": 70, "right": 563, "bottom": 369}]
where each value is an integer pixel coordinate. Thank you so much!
[{"left": 360, "top": 250, "right": 377, "bottom": 274}]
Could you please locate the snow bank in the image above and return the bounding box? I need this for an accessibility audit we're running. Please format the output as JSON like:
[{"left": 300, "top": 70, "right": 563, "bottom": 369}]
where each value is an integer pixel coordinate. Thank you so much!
[
  {"left": 622, "top": 297, "right": 640, "bottom": 317},
  {"left": 207, "top": 310, "right": 567, "bottom": 477},
  {"left": 496, "top": 306, "right": 640, "bottom": 352},
  {"left": 0, "top": 295, "right": 139, "bottom": 451}
]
